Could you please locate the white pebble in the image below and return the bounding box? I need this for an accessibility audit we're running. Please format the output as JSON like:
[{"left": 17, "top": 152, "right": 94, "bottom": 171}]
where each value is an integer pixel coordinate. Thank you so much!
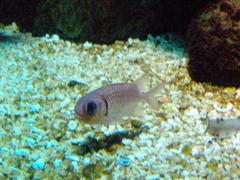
[
  {"left": 134, "top": 151, "right": 146, "bottom": 161},
  {"left": 191, "top": 147, "right": 200, "bottom": 157},
  {"left": 32, "top": 159, "right": 45, "bottom": 170},
  {"left": 96, "top": 54, "right": 102, "bottom": 63},
  {"left": 51, "top": 34, "right": 60, "bottom": 43},
  {"left": 226, "top": 103, "right": 233, "bottom": 112},
  {"left": 67, "top": 120, "right": 78, "bottom": 131},
  {"left": 205, "top": 92, "right": 214, "bottom": 98},
  {"left": 184, "top": 107, "right": 200, "bottom": 119},
  {"left": 122, "top": 139, "right": 132, "bottom": 146},
  {"left": 65, "top": 155, "right": 80, "bottom": 162},
  {"left": 83, "top": 41, "right": 92, "bottom": 49},
  {"left": 236, "top": 89, "right": 240, "bottom": 100},
  {"left": 53, "top": 159, "right": 62, "bottom": 168},
  {"left": 14, "top": 149, "right": 29, "bottom": 156},
  {"left": 146, "top": 175, "right": 159, "bottom": 180},
  {"left": 144, "top": 115, "right": 154, "bottom": 121}
]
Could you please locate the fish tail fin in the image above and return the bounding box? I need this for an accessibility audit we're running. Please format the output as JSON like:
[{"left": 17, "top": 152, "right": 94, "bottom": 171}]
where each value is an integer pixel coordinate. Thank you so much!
[
  {"left": 134, "top": 74, "right": 149, "bottom": 92},
  {"left": 145, "top": 84, "right": 162, "bottom": 110}
]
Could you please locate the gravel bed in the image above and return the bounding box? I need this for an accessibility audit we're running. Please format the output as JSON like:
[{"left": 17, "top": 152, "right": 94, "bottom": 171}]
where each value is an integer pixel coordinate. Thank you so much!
[{"left": 0, "top": 32, "right": 239, "bottom": 179}]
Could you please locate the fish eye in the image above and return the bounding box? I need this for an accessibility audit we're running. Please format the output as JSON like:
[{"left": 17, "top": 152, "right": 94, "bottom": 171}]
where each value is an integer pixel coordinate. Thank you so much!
[{"left": 86, "top": 101, "right": 97, "bottom": 115}]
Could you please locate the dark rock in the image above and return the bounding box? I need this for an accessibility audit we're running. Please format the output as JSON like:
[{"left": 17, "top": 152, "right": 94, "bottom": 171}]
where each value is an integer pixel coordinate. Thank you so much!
[
  {"left": 32, "top": 0, "right": 207, "bottom": 43},
  {"left": 0, "top": 0, "right": 43, "bottom": 32},
  {"left": 75, "top": 123, "right": 149, "bottom": 155},
  {"left": 0, "top": 0, "right": 209, "bottom": 43},
  {"left": 187, "top": 0, "right": 240, "bottom": 86},
  {"left": 68, "top": 80, "right": 88, "bottom": 88}
]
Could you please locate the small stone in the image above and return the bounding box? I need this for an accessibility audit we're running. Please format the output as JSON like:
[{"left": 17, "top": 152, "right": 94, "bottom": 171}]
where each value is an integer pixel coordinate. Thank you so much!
[
  {"left": 0, "top": 91, "right": 4, "bottom": 102},
  {"left": 184, "top": 107, "right": 200, "bottom": 119},
  {"left": 224, "top": 87, "right": 236, "bottom": 93},
  {"left": 67, "top": 120, "right": 78, "bottom": 131},
  {"left": 51, "top": 34, "right": 60, "bottom": 43},
  {"left": 65, "top": 41, "right": 71, "bottom": 48},
  {"left": 53, "top": 159, "right": 62, "bottom": 168},
  {"left": 0, "top": 147, "right": 9, "bottom": 153},
  {"left": 134, "top": 151, "right": 146, "bottom": 161},
  {"left": 146, "top": 175, "right": 159, "bottom": 180},
  {"left": 70, "top": 138, "right": 85, "bottom": 145},
  {"left": 24, "top": 137, "right": 36, "bottom": 148},
  {"left": 204, "top": 92, "right": 214, "bottom": 98},
  {"left": 96, "top": 54, "right": 102, "bottom": 63},
  {"left": 128, "top": 38, "right": 133, "bottom": 45},
  {"left": 31, "top": 127, "right": 44, "bottom": 135},
  {"left": 122, "top": 139, "right": 132, "bottom": 146},
  {"left": 191, "top": 147, "right": 200, "bottom": 157},
  {"left": 71, "top": 161, "right": 79, "bottom": 172},
  {"left": 65, "top": 155, "right": 80, "bottom": 162},
  {"left": 28, "top": 152, "right": 40, "bottom": 161},
  {"left": 11, "top": 139, "right": 19, "bottom": 148},
  {"left": 9, "top": 166, "right": 20, "bottom": 174},
  {"left": 83, "top": 41, "right": 92, "bottom": 49},
  {"left": 29, "top": 104, "right": 40, "bottom": 113},
  {"left": 236, "top": 89, "right": 240, "bottom": 99},
  {"left": 182, "top": 171, "right": 190, "bottom": 177},
  {"left": 12, "top": 126, "right": 22, "bottom": 136},
  {"left": 144, "top": 115, "right": 154, "bottom": 121},
  {"left": 0, "top": 127, "right": 6, "bottom": 137},
  {"left": 226, "top": 103, "right": 233, "bottom": 112},
  {"left": 32, "top": 159, "right": 45, "bottom": 170},
  {"left": 24, "top": 119, "right": 35, "bottom": 125},
  {"left": 45, "top": 140, "right": 58, "bottom": 149},
  {"left": 14, "top": 149, "right": 29, "bottom": 156}
]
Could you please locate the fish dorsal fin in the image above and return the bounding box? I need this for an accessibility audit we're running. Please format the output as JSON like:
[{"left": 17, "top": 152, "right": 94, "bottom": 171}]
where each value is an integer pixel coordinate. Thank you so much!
[{"left": 133, "top": 75, "right": 149, "bottom": 92}]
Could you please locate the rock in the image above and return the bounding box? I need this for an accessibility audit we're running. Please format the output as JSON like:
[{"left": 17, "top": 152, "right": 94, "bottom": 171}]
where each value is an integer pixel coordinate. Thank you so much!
[
  {"left": 53, "top": 159, "right": 62, "bottom": 168},
  {"left": 0, "top": 22, "right": 19, "bottom": 37},
  {"left": 14, "top": 149, "right": 29, "bottom": 156},
  {"left": 67, "top": 120, "right": 78, "bottom": 131},
  {"left": 184, "top": 107, "right": 200, "bottom": 119},
  {"left": 83, "top": 41, "right": 92, "bottom": 49},
  {"left": 0, "top": 147, "right": 9, "bottom": 153},
  {"left": 24, "top": 119, "right": 35, "bottom": 125},
  {"left": 65, "top": 155, "right": 80, "bottom": 162},
  {"left": 144, "top": 115, "right": 154, "bottom": 121},
  {"left": 32, "top": 159, "right": 45, "bottom": 170},
  {"left": 51, "top": 34, "right": 60, "bottom": 43},
  {"left": 146, "top": 175, "right": 159, "bottom": 180},
  {"left": 32, "top": 0, "right": 207, "bottom": 43},
  {"left": 187, "top": 0, "right": 240, "bottom": 86}
]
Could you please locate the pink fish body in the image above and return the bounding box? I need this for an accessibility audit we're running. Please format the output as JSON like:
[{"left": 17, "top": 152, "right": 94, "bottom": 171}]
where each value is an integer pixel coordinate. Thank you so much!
[{"left": 74, "top": 76, "right": 160, "bottom": 124}]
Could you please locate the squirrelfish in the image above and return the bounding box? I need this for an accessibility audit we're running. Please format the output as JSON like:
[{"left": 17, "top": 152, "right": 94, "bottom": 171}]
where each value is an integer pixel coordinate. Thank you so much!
[{"left": 74, "top": 76, "right": 161, "bottom": 124}]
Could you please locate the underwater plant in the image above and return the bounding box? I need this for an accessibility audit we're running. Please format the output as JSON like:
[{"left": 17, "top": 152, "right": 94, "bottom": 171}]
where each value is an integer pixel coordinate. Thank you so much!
[{"left": 187, "top": 0, "right": 240, "bottom": 86}]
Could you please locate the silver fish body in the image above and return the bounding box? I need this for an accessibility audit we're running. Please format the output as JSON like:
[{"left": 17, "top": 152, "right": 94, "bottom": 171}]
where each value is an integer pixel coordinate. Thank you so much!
[
  {"left": 74, "top": 76, "right": 160, "bottom": 124},
  {"left": 206, "top": 117, "right": 240, "bottom": 138}
]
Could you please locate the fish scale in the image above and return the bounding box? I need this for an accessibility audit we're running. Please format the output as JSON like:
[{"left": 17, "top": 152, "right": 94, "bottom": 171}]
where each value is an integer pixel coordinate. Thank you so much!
[{"left": 100, "top": 83, "right": 143, "bottom": 116}]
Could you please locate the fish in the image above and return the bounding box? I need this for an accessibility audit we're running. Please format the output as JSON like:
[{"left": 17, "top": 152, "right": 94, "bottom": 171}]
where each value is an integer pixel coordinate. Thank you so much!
[
  {"left": 206, "top": 117, "right": 240, "bottom": 138},
  {"left": 74, "top": 75, "right": 161, "bottom": 124}
]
